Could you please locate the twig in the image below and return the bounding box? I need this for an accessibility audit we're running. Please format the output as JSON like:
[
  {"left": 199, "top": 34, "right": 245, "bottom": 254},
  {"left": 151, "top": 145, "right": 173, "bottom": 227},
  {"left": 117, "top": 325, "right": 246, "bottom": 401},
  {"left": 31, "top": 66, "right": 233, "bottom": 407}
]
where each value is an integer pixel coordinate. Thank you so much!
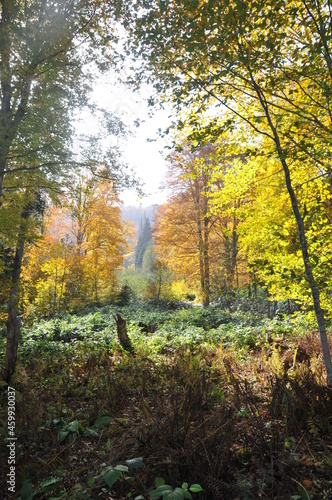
[{"left": 290, "top": 477, "right": 312, "bottom": 499}]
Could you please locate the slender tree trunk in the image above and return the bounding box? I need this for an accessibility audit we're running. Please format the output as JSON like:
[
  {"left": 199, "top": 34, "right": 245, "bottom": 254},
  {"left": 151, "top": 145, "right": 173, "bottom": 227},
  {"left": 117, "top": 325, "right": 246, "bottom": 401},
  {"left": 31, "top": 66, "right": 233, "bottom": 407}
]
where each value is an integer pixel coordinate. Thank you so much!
[
  {"left": 4, "top": 219, "right": 27, "bottom": 382},
  {"left": 93, "top": 268, "right": 99, "bottom": 305},
  {"left": 250, "top": 72, "right": 332, "bottom": 385},
  {"left": 224, "top": 235, "right": 231, "bottom": 293},
  {"left": 224, "top": 224, "right": 238, "bottom": 294},
  {"left": 252, "top": 282, "right": 257, "bottom": 301},
  {"left": 281, "top": 158, "right": 332, "bottom": 384},
  {"left": 58, "top": 269, "right": 66, "bottom": 313},
  {"left": 53, "top": 267, "right": 58, "bottom": 316},
  {"left": 236, "top": 261, "right": 239, "bottom": 296},
  {"left": 231, "top": 215, "right": 239, "bottom": 290},
  {"left": 203, "top": 205, "right": 210, "bottom": 307},
  {"left": 0, "top": 0, "right": 12, "bottom": 200},
  {"left": 197, "top": 211, "right": 206, "bottom": 302},
  {"left": 157, "top": 272, "right": 162, "bottom": 300}
]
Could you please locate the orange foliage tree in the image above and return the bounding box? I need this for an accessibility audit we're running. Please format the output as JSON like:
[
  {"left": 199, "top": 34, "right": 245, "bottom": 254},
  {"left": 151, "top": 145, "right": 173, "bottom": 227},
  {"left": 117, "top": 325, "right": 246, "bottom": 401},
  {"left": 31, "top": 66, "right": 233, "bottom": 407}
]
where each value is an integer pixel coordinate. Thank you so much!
[
  {"left": 23, "top": 178, "right": 132, "bottom": 315},
  {"left": 154, "top": 145, "right": 248, "bottom": 305}
]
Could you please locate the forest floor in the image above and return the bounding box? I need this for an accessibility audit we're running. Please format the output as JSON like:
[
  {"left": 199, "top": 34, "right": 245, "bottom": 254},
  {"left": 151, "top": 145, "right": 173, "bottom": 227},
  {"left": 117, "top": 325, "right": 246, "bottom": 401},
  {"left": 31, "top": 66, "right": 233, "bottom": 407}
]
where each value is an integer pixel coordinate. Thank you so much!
[{"left": 1, "top": 302, "right": 332, "bottom": 500}]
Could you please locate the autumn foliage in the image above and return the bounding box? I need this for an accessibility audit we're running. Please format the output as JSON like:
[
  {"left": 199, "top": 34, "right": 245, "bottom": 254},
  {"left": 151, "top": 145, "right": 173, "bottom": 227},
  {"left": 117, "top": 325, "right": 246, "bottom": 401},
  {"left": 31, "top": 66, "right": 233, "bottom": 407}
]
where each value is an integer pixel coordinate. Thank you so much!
[
  {"left": 153, "top": 145, "right": 249, "bottom": 304},
  {"left": 22, "top": 179, "right": 132, "bottom": 316}
]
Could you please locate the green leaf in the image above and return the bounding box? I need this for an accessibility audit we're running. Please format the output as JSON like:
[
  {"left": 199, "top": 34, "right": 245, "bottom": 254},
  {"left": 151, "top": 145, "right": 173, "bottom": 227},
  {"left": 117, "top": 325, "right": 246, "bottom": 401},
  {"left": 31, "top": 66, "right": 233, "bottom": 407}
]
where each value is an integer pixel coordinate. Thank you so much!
[
  {"left": 182, "top": 483, "right": 188, "bottom": 490},
  {"left": 59, "top": 420, "right": 80, "bottom": 442},
  {"left": 94, "top": 416, "right": 111, "bottom": 429},
  {"left": 157, "top": 485, "right": 173, "bottom": 493},
  {"left": 59, "top": 430, "right": 70, "bottom": 442},
  {"left": 66, "top": 420, "right": 79, "bottom": 433},
  {"left": 101, "top": 467, "right": 121, "bottom": 489},
  {"left": 150, "top": 485, "right": 173, "bottom": 500},
  {"left": 87, "top": 476, "right": 96, "bottom": 487},
  {"left": 20, "top": 481, "right": 34, "bottom": 500},
  {"left": 115, "top": 464, "right": 129, "bottom": 472},
  {"left": 126, "top": 457, "right": 144, "bottom": 469},
  {"left": 149, "top": 491, "right": 164, "bottom": 500},
  {"left": 40, "top": 477, "right": 62, "bottom": 492},
  {"left": 84, "top": 427, "right": 99, "bottom": 437},
  {"left": 164, "top": 488, "right": 186, "bottom": 500},
  {"left": 154, "top": 477, "right": 166, "bottom": 487},
  {"left": 189, "top": 484, "right": 204, "bottom": 493}
]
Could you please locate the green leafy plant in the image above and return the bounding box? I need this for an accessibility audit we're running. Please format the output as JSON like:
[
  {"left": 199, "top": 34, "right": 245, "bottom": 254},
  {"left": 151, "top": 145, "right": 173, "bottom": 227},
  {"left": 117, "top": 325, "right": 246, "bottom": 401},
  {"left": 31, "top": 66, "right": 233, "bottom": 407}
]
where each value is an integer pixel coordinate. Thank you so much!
[
  {"left": 149, "top": 477, "right": 203, "bottom": 500},
  {"left": 58, "top": 419, "right": 83, "bottom": 443},
  {"left": 19, "top": 481, "right": 35, "bottom": 500},
  {"left": 100, "top": 457, "right": 145, "bottom": 491}
]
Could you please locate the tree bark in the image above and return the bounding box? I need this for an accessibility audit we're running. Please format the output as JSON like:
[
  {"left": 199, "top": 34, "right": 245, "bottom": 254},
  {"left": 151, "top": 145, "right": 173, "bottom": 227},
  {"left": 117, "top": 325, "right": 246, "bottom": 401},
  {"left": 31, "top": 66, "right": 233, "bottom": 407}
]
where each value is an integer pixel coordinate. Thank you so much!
[
  {"left": 231, "top": 215, "right": 239, "bottom": 288},
  {"left": 58, "top": 269, "right": 66, "bottom": 313},
  {"left": 196, "top": 200, "right": 206, "bottom": 304},
  {"left": 4, "top": 230, "right": 26, "bottom": 382},
  {"left": 53, "top": 267, "right": 58, "bottom": 316},
  {"left": 157, "top": 273, "right": 162, "bottom": 300},
  {"left": 203, "top": 196, "right": 210, "bottom": 307}
]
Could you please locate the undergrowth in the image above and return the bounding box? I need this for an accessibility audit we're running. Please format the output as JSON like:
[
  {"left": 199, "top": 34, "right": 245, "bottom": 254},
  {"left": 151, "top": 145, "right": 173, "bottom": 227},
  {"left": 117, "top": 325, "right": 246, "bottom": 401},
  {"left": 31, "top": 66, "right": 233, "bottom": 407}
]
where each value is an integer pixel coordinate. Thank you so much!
[{"left": 0, "top": 304, "right": 332, "bottom": 499}]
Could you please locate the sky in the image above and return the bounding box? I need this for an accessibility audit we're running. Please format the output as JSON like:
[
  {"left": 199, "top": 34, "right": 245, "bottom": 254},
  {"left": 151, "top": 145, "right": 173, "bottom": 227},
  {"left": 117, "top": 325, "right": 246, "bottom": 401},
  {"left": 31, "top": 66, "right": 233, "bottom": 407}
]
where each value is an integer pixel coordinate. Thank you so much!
[{"left": 91, "top": 76, "right": 172, "bottom": 207}]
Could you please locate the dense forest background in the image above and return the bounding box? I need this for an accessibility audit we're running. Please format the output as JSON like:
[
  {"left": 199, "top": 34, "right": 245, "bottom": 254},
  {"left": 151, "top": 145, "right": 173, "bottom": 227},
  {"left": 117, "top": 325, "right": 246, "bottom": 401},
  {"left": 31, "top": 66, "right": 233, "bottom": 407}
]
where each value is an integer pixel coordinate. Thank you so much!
[{"left": 1, "top": 1, "right": 332, "bottom": 499}]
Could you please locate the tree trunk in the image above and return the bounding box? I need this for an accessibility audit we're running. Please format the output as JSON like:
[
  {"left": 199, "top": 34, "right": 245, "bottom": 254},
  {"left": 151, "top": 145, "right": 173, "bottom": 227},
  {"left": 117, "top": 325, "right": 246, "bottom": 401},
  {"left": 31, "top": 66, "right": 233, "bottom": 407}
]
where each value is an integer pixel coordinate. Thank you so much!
[
  {"left": 231, "top": 215, "right": 239, "bottom": 291},
  {"left": 157, "top": 273, "right": 162, "bottom": 300},
  {"left": 5, "top": 236, "right": 25, "bottom": 383},
  {"left": 250, "top": 73, "right": 332, "bottom": 386},
  {"left": 224, "top": 220, "right": 238, "bottom": 294},
  {"left": 93, "top": 269, "right": 99, "bottom": 305},
  {"left": 236, "top": 261, "right": 239, "bottom": 296},
  {"left": 203, "top": 198, "right": 210, "bottom": 307},
  {"left": 53, "top": 266, "right": 58, "bottom": 316},
  {"left": 58, "top": 269, "right": 66, "bottom": 313},
  {"left": 197, "top": 214, "right": 207, "bottom": 305}
]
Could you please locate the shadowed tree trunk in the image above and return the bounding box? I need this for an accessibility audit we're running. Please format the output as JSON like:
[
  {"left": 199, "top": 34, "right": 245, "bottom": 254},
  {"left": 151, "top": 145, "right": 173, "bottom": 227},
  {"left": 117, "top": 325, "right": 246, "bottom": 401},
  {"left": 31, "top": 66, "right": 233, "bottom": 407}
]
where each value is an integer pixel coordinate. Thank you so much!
[{"left": 4, "top": 213, "right": 28, "bottom": 382}]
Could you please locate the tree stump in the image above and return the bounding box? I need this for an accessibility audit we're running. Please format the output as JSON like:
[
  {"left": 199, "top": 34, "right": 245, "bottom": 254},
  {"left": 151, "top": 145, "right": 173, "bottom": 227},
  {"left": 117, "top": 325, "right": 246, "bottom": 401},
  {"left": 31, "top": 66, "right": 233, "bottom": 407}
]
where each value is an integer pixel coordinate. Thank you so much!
[
  {"left": 114, "top": 313, "right": 135, "bottom": 354},
  {"left": 138, "top": 321, "right": 157, "bottom": 334}
]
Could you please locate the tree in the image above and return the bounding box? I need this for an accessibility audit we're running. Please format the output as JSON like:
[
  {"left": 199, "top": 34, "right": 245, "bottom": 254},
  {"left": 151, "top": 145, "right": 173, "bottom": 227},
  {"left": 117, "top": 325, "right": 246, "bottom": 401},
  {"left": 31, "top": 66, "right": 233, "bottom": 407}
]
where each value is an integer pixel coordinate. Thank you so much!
[
  {"left": 0, "top": 0, "right": 137, "bottom": 381},
  {"left": 4, "top": 187, "right": 45, "bottom": 382},
  {"left": 135, "top": 214, "right": 152, "bottom": 269},
  {"left": 211, "top": 141, "right": 332, "bottom": 312},
  {"left": 154, "top": 144, "right": 245, "bottom": 305},
  {"left": 83, "top": 180, "right": 133, "bottom": 305},
  {"left": 0, "top": 0, "right": 114, "bottom": 197},
  {"left": 23, "top": 178, "right": 132, "bottom": 315},
  {"left": 142, "top": 240, "right": 154, "bottom": 274},
  {"left": 145, "top": 257, "right": 171, "bottom": 301},
  {"left": 120, "top": 0, "right": 332, "bottom": 385}
]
